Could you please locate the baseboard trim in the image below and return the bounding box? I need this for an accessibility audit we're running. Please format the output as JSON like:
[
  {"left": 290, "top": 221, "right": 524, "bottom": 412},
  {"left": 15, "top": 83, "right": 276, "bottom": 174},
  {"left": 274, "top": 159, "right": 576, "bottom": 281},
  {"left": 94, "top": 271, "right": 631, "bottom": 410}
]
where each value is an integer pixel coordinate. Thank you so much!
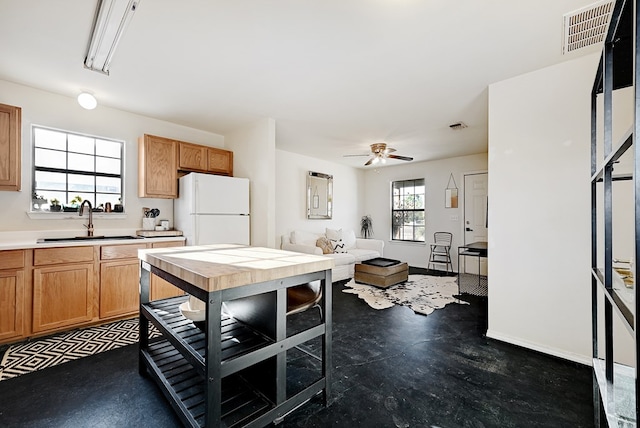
[{"left": 486, "top": 329, "right": 592, "bottom": 366}]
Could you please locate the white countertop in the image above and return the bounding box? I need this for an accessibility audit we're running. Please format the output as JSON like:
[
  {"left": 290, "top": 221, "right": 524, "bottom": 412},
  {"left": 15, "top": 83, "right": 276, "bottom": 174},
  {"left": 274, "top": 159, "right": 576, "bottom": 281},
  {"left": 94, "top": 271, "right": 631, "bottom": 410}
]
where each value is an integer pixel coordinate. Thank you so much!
[
  {"left": 0, "top": 229, "right": 185, "bottom": 251},
  {"left": 139, "top": 244, "right": 334, "bottom": 292}
]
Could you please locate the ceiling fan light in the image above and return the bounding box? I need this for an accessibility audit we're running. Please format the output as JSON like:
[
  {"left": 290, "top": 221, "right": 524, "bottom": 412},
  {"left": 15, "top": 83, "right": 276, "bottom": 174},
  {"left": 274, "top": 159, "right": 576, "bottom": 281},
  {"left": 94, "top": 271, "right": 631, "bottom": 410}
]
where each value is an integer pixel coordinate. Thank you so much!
[
  {"left": 372, "top": 157, "right": 380, "bottom": 165},
  {"left": 77, "top": 92, "right": 98, "bottom": 110}
]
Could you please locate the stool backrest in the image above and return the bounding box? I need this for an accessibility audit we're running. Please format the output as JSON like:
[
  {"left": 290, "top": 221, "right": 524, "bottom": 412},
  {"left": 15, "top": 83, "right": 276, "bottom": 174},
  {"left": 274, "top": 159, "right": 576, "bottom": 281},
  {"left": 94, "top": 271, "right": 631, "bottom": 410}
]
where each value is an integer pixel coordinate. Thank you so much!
[{"left": 434, "top": 232, "right": 452, "bottom": 246}]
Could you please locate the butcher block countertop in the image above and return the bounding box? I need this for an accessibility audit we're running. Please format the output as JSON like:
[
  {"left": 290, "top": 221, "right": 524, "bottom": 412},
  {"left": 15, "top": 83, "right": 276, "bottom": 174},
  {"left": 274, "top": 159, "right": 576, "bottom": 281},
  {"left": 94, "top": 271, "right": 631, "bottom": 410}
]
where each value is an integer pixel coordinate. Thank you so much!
[{"left": 138, "top": 243, "right": 334, "bottom": 293}]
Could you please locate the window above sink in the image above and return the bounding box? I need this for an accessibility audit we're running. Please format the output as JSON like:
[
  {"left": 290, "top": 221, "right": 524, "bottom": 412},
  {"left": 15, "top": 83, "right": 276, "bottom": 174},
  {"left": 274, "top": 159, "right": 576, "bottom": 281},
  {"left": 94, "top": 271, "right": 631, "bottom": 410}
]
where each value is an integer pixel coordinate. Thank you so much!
[{"left": 31, "top": 125, "right": 125, "bottom": 214}]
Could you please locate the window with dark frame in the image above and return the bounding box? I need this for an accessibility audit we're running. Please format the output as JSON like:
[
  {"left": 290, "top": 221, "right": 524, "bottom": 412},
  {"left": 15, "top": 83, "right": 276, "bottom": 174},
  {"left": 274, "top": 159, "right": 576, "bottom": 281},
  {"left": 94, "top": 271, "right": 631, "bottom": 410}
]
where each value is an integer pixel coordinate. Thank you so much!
[
  {"left": 391, "top": 178, "right": 425, "bottom": 242},
  {"left": 31, "top": 126, "right": 123, "bottom": 212}
]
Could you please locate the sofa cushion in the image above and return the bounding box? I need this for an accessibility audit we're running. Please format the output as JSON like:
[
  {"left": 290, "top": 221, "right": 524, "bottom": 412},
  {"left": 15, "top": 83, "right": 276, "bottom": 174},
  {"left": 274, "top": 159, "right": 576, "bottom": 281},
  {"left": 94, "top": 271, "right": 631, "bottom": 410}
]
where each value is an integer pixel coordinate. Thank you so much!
[
  {"left": 348, "top": 248, "right": 381, "bottom": 263},
  {"left": 316, "top": 236, "right": 334, "bottom": 254},
  {"left": 326, "top": 252, "right": 356, "bottom": 266},
  {"left": 291, "top": 230, "right": 319, "bottom": 247}
]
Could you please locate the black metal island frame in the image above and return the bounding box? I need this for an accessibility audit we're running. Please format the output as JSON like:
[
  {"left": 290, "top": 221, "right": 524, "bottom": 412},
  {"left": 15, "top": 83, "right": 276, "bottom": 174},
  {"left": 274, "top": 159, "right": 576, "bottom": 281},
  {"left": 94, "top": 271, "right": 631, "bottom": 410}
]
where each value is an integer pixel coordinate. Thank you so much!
[{"left": 137, "top": 244, "right": 334, "bottom": 427}]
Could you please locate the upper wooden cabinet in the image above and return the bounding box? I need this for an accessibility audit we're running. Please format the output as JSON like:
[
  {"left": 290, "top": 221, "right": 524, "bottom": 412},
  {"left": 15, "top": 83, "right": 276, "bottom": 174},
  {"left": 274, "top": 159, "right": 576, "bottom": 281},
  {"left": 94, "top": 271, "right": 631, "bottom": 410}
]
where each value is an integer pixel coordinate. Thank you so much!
[
  {"left": 138, "top": 134, "right": 178, "bottom": 198},
  {"left": 139, "top": 134, "right": 233, "bottom": 199},
  {"left": 0, "top": 103, "right": 22, "bottom": 191},
  {"left": 207, "top": 147, "right": 233, "bottom": 176},
  {"left": 179, "top": 141, "right": 233, "bottom": 176},
  {"left": 178, "top": 142, "right": 208, "bottom": 172}
]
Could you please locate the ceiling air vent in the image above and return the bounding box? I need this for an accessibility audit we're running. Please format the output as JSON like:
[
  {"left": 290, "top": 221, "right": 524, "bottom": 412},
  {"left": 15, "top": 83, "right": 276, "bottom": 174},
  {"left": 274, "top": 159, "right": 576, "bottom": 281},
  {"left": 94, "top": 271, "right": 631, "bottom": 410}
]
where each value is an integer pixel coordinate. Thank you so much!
[{"left": 563, "top": 0, "right": 614, "bottom": 54}]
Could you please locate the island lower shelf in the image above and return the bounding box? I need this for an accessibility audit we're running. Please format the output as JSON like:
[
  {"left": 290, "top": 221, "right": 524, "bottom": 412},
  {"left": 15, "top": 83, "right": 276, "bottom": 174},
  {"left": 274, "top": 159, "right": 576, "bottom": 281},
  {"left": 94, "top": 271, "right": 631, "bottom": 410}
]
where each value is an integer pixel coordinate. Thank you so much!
[
  {"left": 141, "top": 296, "right": 274, "bottom": 376},
  {"left": 141, "top": 337, "right": 274, "bottom": 427}
]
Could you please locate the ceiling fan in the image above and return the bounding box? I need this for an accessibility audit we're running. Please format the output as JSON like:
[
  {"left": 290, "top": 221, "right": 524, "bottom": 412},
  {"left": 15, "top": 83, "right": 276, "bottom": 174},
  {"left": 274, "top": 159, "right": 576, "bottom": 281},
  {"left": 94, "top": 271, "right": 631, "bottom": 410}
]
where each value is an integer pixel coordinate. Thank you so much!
[{"left": 345, "top": 143, "right": 414, "bottom": 166}]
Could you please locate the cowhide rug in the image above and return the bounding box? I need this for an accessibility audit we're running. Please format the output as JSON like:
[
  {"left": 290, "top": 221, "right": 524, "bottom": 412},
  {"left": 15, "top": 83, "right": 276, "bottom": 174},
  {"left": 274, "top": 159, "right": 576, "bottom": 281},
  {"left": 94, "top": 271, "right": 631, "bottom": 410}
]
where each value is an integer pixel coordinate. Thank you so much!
[{"left": 343, "top": 274, "right": 469, "bottom": 316}]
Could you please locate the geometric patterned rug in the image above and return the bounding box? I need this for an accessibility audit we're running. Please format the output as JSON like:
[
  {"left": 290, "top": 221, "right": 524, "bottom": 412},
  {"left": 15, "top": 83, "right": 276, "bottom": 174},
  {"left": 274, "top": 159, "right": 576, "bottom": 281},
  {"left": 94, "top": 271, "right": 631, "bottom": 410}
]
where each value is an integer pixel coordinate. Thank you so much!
[
  {"left": 0, "top": 318, "right": 154, "bottom": 381},
  {"left": 343, "top": 274, "right": 469, "bottom": 316},
  {"left": 457, "top": 272, "right": 488, "bottom": 297}
]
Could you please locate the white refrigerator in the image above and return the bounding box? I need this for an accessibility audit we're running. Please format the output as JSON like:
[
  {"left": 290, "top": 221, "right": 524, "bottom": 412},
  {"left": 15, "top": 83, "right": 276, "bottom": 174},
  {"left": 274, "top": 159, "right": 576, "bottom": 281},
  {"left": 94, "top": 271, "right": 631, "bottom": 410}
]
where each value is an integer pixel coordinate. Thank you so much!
[{"left": 174, "top": 173, "right": 250, "bottom": 246}]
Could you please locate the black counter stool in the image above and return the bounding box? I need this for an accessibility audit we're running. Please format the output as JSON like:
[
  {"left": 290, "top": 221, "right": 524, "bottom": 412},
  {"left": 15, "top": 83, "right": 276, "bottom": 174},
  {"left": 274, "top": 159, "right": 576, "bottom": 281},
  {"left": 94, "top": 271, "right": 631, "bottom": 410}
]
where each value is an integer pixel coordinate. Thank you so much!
[{"left": 287, "top": 280, "right": 322, "bottom": 318}]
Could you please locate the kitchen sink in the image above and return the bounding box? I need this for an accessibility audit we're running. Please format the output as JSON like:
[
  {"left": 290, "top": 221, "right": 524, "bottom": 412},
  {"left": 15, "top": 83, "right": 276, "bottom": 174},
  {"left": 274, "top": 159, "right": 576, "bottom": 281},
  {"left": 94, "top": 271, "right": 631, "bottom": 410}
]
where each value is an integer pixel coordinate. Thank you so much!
[{"left": 37, "top": 235, "right": 142, "bottom": 243}]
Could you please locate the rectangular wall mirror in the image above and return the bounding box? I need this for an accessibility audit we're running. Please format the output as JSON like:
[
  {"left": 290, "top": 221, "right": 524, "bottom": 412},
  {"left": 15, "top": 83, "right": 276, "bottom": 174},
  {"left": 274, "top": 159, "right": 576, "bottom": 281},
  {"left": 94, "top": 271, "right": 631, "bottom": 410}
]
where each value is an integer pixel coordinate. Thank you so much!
[{"left": 307, "top": 171, "right": 333, "bottom": 219}]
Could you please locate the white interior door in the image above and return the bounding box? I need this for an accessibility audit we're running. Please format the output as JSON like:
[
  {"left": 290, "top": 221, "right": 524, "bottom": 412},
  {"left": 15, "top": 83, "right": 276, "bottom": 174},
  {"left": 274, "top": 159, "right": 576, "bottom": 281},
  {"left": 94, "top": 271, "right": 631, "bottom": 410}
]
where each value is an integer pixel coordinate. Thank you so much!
[{"left": 464, "top": 173, "right": 488, "bottom": 275}]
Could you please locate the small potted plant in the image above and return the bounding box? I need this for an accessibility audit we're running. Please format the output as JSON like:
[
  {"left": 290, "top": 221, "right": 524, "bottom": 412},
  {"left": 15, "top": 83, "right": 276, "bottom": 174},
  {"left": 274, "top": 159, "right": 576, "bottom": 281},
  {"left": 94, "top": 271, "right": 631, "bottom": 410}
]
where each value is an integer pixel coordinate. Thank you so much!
[
  {"left": 64, "top": 195, "right": 84, "bottom": 212},
  {"left": 49, "top": 198, "right": 61, "bottom": 212},
  {"left": 361, "top": 215, "right": 373, "bottom": 239}
]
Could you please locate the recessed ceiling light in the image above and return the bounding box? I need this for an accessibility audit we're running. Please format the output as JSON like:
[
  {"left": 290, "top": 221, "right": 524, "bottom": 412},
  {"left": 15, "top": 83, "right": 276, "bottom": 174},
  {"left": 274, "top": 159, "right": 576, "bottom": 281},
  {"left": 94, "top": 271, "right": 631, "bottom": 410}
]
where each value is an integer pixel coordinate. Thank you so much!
[{"left": 77, "top": 92, "right": 97, "bottom": 110}]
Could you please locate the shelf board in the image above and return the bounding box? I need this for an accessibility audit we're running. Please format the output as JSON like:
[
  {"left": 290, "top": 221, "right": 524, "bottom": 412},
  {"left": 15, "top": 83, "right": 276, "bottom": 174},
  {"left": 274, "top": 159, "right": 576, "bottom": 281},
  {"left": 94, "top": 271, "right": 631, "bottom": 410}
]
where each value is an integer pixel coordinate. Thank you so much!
[
  {"left": 141, "top": 339, "right": 273, "bottom": 428},
  {"left": 593, "top": 358, "right": 636, "bottom": 427},
  {"left": 592, "top": 268, "right": 635, "bottom": 335},
  {"left": 591, "top": 125, "right": 633, "bottom": 183},
  {"left": 141, "top": 296, "right": 274, "bottom": 376}
]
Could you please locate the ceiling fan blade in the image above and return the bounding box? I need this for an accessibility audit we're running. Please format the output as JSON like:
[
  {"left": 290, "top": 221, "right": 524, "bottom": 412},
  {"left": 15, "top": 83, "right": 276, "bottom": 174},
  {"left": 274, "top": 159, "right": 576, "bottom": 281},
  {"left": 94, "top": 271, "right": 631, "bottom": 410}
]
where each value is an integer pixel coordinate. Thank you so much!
[
  {"left": 385, "top": 147, "right": 397, "bottom": 154},
  {"left": 364, "top": 158, "right": 375, "bottom": 166},
  {"left": 343, "top": 154, "right": 371, "bottom": 157},
  {"left": 388, "top": 154, "right": 413, "bottom": 161}
]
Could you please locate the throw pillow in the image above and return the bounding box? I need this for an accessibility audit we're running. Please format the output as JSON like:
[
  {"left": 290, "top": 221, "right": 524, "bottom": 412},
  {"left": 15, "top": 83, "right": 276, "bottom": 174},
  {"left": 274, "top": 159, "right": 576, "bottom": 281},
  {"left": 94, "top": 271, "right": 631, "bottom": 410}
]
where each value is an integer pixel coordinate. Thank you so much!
[
  {"left": 330, "top": 238, "right": 348, "bottom": 253},
  {"left": 316, "top": 237, "right": 334, "bottom": 254},
  {"left": 342, "top": 229, "right": 357, "bottom": 249},
  {"left": 325, "top": 228, "right": 342, "bottom": 242}
]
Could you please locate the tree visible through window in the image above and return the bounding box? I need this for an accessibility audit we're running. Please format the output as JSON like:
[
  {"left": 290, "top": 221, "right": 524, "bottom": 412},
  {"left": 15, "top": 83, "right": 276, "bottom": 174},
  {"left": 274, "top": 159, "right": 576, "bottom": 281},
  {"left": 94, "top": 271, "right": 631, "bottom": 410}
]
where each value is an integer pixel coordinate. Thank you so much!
[
  {"left": 392, "top": 179, "right": 425, "bottom": 242},
  {"left": 32, "top": 126, "right": 123, "bottom": 212}
]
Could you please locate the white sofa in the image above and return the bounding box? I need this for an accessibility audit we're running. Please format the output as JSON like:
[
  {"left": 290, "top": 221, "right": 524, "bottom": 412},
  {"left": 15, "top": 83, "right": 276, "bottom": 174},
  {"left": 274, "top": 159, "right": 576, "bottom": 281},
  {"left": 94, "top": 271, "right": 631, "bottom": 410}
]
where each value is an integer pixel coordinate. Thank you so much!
[{"left": 280, "top": 228, "right": 384, "bottom": 281}]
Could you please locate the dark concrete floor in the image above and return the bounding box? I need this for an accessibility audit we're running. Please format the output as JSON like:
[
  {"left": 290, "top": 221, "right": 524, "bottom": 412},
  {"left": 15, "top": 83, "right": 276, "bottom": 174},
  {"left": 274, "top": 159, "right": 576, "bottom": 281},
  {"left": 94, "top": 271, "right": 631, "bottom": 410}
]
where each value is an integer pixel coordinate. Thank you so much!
[{"left": 0, "top": 270, "right": 593, "bottom": 427}]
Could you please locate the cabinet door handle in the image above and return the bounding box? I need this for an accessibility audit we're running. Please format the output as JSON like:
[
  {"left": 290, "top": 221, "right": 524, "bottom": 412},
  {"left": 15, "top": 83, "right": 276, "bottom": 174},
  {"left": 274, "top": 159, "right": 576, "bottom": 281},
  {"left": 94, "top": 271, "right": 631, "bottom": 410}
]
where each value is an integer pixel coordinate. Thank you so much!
[{"left": 466, "top": 227, "right": 473, "bottom": 232}]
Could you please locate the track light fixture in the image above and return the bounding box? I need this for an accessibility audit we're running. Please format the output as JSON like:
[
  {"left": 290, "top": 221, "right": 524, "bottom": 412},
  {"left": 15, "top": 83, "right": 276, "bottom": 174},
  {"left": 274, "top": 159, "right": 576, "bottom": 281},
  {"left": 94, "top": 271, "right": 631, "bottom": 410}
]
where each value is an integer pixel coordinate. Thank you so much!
[{"left": 84, "top": 0, "right": 141, "bottom": 74}]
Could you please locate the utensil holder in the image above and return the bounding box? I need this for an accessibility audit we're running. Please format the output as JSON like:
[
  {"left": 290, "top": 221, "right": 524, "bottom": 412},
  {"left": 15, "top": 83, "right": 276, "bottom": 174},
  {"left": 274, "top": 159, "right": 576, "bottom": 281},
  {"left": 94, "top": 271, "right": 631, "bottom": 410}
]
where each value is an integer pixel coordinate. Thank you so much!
[{"left": 142, "top": 217, "right": 156, "bottom": 231}]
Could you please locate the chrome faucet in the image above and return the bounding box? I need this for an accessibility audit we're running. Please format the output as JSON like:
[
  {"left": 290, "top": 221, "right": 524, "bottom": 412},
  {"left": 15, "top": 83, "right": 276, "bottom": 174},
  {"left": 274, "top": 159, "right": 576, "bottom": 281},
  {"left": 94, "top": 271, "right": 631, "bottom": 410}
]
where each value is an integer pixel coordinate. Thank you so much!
[{"left": 79, "top": 200, "right": 94, "bottom": 237}]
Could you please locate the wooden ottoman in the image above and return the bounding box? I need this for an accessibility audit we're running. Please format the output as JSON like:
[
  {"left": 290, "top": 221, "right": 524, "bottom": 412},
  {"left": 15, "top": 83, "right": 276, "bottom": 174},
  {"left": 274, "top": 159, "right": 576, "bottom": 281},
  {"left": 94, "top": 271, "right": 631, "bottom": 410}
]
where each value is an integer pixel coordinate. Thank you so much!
[{"left": 354, "top": 258, "right": 409, "bottom": 289}]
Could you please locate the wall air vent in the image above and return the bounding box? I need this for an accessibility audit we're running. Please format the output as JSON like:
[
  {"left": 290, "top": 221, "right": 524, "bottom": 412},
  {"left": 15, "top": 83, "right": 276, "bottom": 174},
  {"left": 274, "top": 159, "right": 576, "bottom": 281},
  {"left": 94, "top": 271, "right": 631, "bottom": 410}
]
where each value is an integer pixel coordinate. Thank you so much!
[
  {"left": 449, "top": 122, "right": 467, "bottom": 130},
  {"left": 563, "top": 0, "right": 614, "bottom": 54}
]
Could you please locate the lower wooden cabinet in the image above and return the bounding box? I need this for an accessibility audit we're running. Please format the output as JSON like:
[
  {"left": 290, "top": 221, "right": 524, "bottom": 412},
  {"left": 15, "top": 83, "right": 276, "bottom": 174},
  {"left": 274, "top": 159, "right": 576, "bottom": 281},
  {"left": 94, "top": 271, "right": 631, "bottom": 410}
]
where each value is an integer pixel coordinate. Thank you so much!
[
  {"left": 100, "top": 260, "right": 139, "bottom": 318},
  {"left": 32, "top": 263, "right": 94, "bottom": 334},
  {"left": 0, "top": 250, "right": 26, "bottom": 341},
  {"left": 150, "top": 241, "right": 186, "bottom": 301},
  {"left": 0, "top": 269, "right": 25, "bottom": 341},
  {"left": 0, "top": 239, "right": 186, "bottom": 344}
]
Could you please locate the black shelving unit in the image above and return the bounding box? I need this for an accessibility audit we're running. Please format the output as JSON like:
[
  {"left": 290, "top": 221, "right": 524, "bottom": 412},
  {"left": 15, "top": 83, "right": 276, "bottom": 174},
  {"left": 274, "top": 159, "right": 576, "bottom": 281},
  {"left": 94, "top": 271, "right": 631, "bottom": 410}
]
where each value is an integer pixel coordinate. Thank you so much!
[{"left": 591, "top": 0, "right": 639, "bottom": 425}]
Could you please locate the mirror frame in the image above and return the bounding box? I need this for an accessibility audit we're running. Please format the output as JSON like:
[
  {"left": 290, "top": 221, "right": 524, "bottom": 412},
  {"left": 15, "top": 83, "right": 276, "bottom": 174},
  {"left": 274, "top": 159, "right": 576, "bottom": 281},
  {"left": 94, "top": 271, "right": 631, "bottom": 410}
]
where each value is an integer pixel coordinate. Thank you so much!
[{"left": 307, "top": 171, "right": 333, "bottom": 219}]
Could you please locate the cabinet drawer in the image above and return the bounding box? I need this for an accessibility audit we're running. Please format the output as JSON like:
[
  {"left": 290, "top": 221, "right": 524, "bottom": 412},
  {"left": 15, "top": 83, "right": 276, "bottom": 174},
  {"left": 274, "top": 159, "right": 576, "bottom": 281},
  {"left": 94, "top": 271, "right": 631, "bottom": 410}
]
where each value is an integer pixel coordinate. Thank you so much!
[
  {"left": 101, "top": 243, "right": 147, "bottom": 260},
  {"left": 0, "top": 249, "right": 25, "bottom": 269},
  {"left": 152, "top": 240, "right": 185, "bottom": 249},
  {"left": 34, "top": 246, "right": 94, "bottom": 266}
]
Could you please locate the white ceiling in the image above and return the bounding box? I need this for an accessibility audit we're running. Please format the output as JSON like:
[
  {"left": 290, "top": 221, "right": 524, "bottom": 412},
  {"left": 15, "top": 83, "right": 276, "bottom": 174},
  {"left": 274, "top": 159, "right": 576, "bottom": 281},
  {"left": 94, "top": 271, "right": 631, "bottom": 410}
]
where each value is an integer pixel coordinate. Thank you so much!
[{"left": 0, "top": 0, "right": 601, "bottom": 168}]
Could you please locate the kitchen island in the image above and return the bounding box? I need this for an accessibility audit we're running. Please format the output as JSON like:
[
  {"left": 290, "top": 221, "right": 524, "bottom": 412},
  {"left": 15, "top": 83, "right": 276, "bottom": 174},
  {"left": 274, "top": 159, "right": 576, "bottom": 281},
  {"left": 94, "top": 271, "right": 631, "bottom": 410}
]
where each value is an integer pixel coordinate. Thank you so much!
[{"left": 138, "top": 244, "right": 334, "bottom": 427}]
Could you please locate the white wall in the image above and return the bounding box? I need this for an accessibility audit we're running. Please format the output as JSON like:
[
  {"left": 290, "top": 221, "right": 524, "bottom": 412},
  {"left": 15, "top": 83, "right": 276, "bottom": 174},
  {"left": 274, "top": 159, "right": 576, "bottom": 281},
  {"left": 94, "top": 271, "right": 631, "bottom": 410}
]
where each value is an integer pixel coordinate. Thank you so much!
[
  {"left": 487, "top": 53, "right": 600, "bottom": 364},
  {"left": 0, "top": 79, "right": 225, "bottom": 235},
  {"left": 275, "top": 150, "right": 365, "bottom": 243},
  {"left": 362, "top": 154, "right": 487, "bottom": 268},
  {"left": 225, "top": 118, "right": 277, "bottom": 248}
]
